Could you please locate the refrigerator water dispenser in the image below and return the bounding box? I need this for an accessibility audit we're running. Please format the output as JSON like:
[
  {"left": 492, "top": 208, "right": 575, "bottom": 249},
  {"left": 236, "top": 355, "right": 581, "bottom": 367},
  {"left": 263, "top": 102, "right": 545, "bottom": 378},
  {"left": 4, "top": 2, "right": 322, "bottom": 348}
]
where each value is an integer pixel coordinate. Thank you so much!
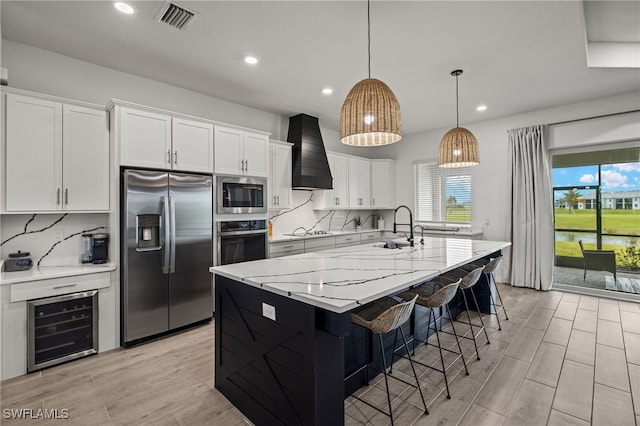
[{"left": 136, "top": 214, "right": 161, "bottom": 250}]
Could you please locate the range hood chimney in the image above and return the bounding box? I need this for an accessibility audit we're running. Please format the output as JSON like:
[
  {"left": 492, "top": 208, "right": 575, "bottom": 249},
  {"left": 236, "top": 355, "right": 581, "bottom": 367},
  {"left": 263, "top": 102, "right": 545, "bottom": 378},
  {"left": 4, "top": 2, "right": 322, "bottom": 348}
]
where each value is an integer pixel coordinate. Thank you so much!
[{"left": 287, "top": 114, "right": 333, "bottom": 190}]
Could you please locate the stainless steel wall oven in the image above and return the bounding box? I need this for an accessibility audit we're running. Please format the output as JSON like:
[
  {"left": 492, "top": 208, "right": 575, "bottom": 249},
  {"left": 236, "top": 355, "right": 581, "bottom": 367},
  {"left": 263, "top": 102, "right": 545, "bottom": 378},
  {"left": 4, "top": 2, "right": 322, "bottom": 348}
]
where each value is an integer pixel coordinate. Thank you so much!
[
  {"left": 217, "top": 176, "right": 267, "bottom": 214},
  {"left": 218, "top": 220, "right": 268, "bottom": 265},
  {"left": 28, "top": 290, "right": 98, "bottom": 372}
]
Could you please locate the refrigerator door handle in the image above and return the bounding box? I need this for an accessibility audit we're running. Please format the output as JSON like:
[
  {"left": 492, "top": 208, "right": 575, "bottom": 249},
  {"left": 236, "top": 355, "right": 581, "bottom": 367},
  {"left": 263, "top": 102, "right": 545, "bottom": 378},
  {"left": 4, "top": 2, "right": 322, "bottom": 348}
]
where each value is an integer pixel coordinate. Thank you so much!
[
  {"left": 169, "top": 196, "right": 176, "bottom": 273},
  {"left": 162, "top": 196, "right": 170, "bottom": 274}
]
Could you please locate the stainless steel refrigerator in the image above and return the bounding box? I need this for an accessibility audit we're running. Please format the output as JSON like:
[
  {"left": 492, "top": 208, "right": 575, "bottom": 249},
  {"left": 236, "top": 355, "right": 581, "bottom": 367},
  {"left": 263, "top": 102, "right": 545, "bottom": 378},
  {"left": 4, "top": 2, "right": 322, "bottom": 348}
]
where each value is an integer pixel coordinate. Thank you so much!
[{"left": 121, "top": 169, "right": 213, "bottom": 344}]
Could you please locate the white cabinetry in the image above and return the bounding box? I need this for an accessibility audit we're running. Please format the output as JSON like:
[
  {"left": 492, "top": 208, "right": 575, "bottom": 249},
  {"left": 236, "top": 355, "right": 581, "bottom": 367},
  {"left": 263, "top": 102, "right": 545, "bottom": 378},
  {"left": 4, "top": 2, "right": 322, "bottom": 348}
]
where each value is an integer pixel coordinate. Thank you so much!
[
  {"left": 4, "top": 93, "right": 109, "bottom": 212},
  {"left": 214, "top": 126, "right": 268, "bottom": 177},
  {"left": 171, "top": 118, "right": 214, "bottom": 173},
  {"left": 269, "top": 141, "right": 293, "bottom": 209},
  {"left": 370, "top": 159, "right": 396, "bottom": 209},
  {"left": 118, "top": 106, "right": 213, "bottom": 173},
  {"left": 348, "top": 157, "right": 371, "bottom": 209},
  {"left": 313, "top": 153, "right": 349, "bottom": 209}
]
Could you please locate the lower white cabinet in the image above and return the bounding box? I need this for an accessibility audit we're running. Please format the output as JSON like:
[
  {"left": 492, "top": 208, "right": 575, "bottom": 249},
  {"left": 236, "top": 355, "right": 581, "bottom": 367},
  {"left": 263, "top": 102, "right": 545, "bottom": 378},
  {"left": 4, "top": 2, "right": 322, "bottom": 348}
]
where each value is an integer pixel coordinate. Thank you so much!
[
  {"left": 269, "top": 240, "right": 305, "bottom": 258},
  {"left": 1, "top": 271, "right": 116, "bottom": 380}
]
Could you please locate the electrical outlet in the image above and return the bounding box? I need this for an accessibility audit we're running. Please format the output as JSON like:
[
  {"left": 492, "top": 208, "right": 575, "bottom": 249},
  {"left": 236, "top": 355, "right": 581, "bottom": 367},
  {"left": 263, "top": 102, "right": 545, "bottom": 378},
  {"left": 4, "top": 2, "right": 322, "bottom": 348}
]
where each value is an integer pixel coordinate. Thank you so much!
[
  {"left": 54, "top": 230, "right": 64, "bottom": 242},
  {"left": 484, "top": 219, "right": 490, "bottom": 226},
  {"left": 262, "top": 302, "right": 276, "bottom": 322}
]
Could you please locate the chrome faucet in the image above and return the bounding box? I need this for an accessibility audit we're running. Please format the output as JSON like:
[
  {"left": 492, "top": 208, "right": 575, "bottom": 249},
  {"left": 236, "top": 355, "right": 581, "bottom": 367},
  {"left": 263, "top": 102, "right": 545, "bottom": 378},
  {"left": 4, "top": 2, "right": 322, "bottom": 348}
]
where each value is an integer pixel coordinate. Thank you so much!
[{"left": 393, "top": 205, "right": 414, "bottom": 247}]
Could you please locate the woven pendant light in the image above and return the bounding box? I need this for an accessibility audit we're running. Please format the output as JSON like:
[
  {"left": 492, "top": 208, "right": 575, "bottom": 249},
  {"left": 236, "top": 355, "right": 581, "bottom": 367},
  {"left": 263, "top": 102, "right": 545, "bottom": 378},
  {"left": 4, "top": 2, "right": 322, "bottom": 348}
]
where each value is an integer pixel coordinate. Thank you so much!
[
  {"left": 438, "top": 70, "right": 479, "bottom": 167},
  {"left": 340, "top": 1, "right": 402, "bottom": 146}
]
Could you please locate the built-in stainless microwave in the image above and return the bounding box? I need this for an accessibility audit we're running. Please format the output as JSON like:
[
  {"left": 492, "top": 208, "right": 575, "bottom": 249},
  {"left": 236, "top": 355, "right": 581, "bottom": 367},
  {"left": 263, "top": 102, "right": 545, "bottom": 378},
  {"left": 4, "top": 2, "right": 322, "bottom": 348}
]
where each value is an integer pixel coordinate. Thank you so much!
[{"left": 217, "top": 176, "right": 267, "bottom": 214}]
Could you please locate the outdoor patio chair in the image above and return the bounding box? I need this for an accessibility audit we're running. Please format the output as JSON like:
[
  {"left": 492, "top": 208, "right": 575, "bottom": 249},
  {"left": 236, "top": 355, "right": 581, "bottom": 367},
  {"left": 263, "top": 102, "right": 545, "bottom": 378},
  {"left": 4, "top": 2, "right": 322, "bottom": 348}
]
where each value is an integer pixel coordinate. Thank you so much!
[{"left": 578, "top": 240, "right": 617, "bottom": 283}]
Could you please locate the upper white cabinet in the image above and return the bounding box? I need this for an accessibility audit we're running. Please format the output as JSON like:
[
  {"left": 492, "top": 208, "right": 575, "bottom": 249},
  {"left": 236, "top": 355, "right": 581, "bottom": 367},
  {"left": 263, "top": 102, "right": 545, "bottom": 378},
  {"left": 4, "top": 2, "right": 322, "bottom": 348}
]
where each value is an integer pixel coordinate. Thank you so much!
[
  {"left": 313, "top": 153, "right": 349, "bottom": 210},
  {"left": 171, "top": 118, "right": 214, "bottom": 173},
  {"left": 119, "top": 107, "right": 171, "bottom": 170},
  {"left": 348, "top": 157, "right": 371, "bottom": 209},
  {"left": 370, "top": 159, "right": 396, "bottom": 209},
  {"left": 214, "top": 126, "right": 268, "bottom": 177},
  {"left": 4, "top": 93, "right": 109, "bottom": 212},
  {"left": 118, "top": 106, "right": 213, "bottom": 173},
  {"left": 269, "top": 141, "right": 293, "bottom": 209}
]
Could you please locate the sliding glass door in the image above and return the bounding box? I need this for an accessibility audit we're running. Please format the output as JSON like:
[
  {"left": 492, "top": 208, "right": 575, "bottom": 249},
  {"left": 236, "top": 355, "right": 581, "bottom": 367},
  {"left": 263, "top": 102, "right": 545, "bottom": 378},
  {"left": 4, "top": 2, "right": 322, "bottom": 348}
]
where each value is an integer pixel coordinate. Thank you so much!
[{"left": 552, "top": 148, "right": 640, "bottom": 293}]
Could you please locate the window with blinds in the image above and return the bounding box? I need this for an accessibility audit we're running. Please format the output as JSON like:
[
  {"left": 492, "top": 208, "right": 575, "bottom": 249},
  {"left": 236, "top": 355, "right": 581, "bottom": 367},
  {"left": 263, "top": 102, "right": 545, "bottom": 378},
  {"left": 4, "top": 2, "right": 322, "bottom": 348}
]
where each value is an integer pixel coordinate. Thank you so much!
[{"left": 414, "top": 161, "right": 472, "bottom": 223}]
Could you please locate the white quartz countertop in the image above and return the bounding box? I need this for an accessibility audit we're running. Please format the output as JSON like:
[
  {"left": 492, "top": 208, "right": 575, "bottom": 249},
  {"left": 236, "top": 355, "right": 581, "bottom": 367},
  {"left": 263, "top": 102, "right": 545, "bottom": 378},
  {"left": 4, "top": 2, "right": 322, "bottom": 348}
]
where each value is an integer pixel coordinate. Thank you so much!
[
  {"left": 0, "top": 263, "right": 117, "bottom": 285},
  {"left": 211, "top": 237, "right": 510, "bottom": 313}
]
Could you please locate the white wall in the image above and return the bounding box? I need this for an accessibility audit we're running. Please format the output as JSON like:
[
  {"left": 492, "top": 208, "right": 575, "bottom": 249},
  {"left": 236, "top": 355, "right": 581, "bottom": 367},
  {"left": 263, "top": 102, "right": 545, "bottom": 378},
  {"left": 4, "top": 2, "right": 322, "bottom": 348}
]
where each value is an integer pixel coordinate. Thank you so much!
[
  {"left": 383, "top": 91, "right": 640, "bottom": 246},
  {"left": 2, "top": 40, "right": 283, "bottom": 137}
]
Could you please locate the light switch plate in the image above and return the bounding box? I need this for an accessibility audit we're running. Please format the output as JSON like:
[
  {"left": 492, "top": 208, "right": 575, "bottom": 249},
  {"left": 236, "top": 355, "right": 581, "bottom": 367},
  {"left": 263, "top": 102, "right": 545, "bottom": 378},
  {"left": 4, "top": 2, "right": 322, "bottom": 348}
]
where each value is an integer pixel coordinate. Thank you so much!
[{"left": 262, "top": 302, "right": 276, "bottom": 321}]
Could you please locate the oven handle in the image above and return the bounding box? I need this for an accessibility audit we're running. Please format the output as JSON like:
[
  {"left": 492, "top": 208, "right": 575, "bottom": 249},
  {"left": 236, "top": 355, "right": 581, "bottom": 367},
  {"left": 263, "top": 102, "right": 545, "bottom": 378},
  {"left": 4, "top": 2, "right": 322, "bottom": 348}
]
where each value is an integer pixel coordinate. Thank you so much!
[{"left": 218, "top": 229, "right": 268, "bottom": 237}]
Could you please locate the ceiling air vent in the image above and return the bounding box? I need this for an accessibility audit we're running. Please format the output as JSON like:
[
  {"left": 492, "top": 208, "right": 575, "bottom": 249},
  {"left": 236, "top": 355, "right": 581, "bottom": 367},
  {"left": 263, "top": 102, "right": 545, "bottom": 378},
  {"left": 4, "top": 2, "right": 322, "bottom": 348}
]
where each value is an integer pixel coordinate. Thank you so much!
[{"left": 156, "top": 2, "right": 197, "bottom": 31}]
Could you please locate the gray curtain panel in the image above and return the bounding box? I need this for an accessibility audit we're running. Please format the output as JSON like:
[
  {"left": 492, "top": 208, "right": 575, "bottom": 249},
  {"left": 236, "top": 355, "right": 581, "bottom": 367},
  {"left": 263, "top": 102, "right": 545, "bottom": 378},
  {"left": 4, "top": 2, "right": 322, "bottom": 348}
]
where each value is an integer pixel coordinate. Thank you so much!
[{"left": 507, "top": 125, "right": 554, "bottom": 290}]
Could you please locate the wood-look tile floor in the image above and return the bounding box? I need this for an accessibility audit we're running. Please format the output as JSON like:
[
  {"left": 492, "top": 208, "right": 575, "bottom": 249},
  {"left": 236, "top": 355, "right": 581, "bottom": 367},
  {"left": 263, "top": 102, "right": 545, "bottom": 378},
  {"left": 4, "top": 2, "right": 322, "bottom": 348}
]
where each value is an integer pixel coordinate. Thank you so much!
[{"left": 1, "top": 285, "right": 638, "bottom": 425}]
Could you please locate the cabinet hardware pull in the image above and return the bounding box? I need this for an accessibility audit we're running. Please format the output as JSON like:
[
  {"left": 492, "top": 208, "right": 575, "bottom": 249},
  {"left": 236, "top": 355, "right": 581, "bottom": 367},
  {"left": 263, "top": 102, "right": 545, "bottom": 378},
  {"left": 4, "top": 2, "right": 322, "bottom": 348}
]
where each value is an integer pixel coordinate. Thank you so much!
[
  {"left": 245, "top": 159, "right": 248, "bottom": 172},
  {"left": 167, "top": 150, "right": 171, "bottom": 164},
  {"left": 346, "top": 238, "right": 352, "bottom": 241},
  {"left": 174, "top": 150, "right": 178, "bottom": 165},
  {"left": 56, "top": 188, "right": 60, "bottom": 205},
  {"left": 372, "top": 198, "right": 375, "bottom": 206},
  {"left": 276, "top": 195, "right": 279, "bottom": 205},
  {"left": 240, "top": 159, "right": 245, "bottom": 171},
  {"left": 65, "top": 188, "right": 68, "bottom": 205},
  {"left": 284, "top": 245, "right": 293, "bottom": 249},
  {"left": 53, "top": 284, "right": 77, "bottom": 290}
]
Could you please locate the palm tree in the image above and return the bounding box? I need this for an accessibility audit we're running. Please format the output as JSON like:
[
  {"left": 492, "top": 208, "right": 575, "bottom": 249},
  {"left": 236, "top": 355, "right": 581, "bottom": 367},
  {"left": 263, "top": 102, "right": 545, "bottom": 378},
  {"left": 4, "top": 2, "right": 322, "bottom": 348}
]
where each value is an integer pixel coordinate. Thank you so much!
[
  {"left": 561, "top": 189, "right": 582, "bottom": 214},
  {"left": 447, "top": 195, "right": 457, "bottom": 205}
]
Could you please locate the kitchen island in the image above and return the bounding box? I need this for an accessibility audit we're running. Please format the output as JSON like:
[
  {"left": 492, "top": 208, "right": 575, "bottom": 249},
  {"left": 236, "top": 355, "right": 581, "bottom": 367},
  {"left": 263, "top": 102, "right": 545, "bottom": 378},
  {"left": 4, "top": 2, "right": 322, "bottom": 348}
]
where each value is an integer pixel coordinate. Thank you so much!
[{"left": 210, "top": 237, "right": 510, "bottom": 426}]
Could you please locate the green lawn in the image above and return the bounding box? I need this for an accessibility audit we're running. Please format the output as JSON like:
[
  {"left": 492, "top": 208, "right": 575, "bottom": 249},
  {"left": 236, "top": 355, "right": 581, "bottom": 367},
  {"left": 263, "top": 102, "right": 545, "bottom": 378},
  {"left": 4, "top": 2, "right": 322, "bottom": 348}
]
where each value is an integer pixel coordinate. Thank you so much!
[
  {"left": 446, "top": 206, "right": 471, "bottom": 223},
  {"left": 554, "top": 208, "right": 640, "bottom": 235}
]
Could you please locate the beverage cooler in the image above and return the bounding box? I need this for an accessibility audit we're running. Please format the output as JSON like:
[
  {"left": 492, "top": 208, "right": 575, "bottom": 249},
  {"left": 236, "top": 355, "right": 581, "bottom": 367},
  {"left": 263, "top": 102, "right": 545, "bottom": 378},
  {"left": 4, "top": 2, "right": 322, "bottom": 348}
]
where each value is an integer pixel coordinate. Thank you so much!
[{"left": 27, "top": 291, "right": 98, "bottom": 372}]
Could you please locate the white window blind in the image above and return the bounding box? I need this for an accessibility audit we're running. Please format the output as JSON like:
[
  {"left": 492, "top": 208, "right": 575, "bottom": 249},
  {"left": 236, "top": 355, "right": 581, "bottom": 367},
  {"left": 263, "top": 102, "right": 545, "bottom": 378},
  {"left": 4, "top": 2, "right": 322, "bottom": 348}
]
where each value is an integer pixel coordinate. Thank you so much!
[{"left": 414, "top": 161, "right": 472, "bottom": 223}]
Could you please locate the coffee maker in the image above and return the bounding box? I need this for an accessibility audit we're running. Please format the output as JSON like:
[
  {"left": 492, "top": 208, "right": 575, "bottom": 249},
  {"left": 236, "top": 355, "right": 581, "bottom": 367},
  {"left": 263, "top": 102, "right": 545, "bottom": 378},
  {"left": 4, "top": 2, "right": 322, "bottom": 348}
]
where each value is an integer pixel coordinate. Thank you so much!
[{"left": 82, "top": 233, "right": 109, "bottom": 264}]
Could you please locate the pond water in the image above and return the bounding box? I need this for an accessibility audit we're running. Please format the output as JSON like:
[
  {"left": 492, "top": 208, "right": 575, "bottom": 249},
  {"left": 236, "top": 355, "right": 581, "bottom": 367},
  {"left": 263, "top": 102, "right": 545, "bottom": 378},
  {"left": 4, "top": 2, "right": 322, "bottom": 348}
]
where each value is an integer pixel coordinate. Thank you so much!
[{"left": 555, "top": 231, "right": 639, "bottom": 247}]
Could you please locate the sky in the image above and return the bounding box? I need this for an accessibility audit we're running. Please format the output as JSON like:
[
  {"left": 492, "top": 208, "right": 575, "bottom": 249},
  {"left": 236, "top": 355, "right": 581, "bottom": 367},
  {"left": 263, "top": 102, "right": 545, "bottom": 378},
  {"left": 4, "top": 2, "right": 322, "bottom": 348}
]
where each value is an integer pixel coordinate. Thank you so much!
[{"left": 552, "top": 162, "right": 640, "bottom": 197}]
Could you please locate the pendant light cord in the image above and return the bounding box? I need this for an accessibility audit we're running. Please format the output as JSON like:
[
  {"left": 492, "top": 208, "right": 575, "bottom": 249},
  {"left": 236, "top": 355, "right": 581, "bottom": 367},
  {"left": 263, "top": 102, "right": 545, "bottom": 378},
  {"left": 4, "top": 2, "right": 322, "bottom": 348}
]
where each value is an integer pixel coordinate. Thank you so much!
[
  {"left": 367, "top": 0, "right": 371, "bottom": 79},
  {"left": 455, "top": 73, "right": 459, "bottom": 128}
]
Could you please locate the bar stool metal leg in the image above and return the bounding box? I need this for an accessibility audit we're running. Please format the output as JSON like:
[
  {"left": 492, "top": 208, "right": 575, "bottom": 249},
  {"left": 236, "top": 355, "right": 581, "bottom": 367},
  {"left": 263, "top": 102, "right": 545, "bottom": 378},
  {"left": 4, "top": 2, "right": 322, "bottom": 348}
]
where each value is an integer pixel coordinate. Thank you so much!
[
  {"left": 378, "top": 334, "right": 395, "bottom": 426},
  {"left": 468, "top": 286, "right": 491, "bottom": 345},
  {"left": 445, "top": 304, "right": 469, "bottom": 376},
  {"left": 399, "top": 326, "right": 429, "bottom": 414},
  {"left": 460, "top": 288, "right": 481, "bottom": 359}
]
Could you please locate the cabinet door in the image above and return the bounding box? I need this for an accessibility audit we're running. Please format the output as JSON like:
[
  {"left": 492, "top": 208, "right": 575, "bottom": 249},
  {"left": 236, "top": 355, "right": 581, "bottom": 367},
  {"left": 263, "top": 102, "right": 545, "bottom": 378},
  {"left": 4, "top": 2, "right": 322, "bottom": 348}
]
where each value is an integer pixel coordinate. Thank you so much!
[
  {"left": 371, "top": 160, "right": 395, "bottom": 209},
  {"left": 62, "top": 105, "right": 109, "bottom": 211},
  {"left": 214, "top": 126, "right": 243, "bottom": 175},
  {"left": 172, "top": 118, "right": 214, "bottom": 173},
  {"left": 243, "top": 132, "right": 269, "bottom": 177},
  {"left": 348, "top": 157, "right": 370, "bottom": 208},
  {"left": 268, "top": 144, "right": 278, "bottom": 209},
  {"left": 120, "top": 107, "right": 172, "bottom": 169},
  {"left": 333, "top": 154, "right": 350, "bottom": 209},
  {"left": 5, "top": 94, "right": 62, "bottom": 211},
  {"left": 274, "top": 144, "right": 292, "bottom": 209}
]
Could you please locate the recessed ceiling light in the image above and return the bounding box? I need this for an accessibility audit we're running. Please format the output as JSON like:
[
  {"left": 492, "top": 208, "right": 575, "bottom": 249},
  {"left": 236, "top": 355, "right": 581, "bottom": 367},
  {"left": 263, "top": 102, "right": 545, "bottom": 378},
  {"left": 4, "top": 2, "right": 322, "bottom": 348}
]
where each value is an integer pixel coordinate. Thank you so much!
[
  {"left": 322, "top": 88, "right": 333, "bottom": 95},
  {"left": 114, "top": 2, "right": 135, "bottom": 14},
  {"left": 244, "top": 56, "right": 258, "bottom": 65},
  {"left": 476, "top": 105, "right": 488, "bottom": 112}
]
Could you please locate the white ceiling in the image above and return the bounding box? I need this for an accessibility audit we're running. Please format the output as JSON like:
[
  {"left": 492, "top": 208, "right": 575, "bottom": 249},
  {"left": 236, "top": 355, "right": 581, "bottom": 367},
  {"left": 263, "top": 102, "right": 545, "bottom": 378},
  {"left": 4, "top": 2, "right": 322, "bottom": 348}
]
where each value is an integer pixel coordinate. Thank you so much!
[{"left": 2, "top": 1, "right": 639, "bottom": 135}]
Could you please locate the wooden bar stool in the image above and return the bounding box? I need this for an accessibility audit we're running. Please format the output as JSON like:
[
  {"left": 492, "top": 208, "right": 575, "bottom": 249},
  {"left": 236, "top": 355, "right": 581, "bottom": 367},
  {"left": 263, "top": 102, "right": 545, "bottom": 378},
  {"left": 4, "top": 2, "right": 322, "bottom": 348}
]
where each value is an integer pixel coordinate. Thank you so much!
[
  {"left": 397, "top": 280, "right": 468, "bottom": 399},
  {"left": 348, "top": 294, "right": 428, "bottom": 424}
]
